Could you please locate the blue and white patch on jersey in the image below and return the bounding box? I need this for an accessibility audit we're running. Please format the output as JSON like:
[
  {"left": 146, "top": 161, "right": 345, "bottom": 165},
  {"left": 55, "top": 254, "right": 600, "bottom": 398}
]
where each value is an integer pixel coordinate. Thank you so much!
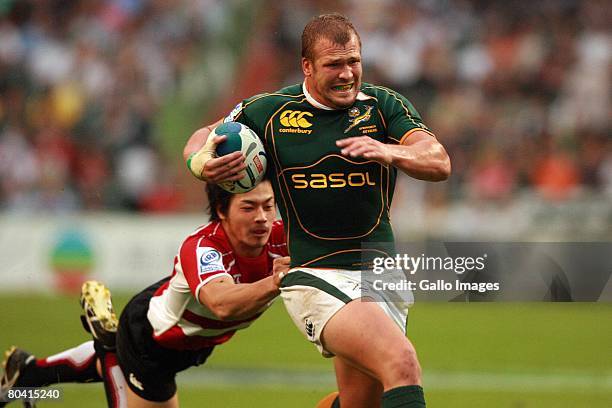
[
  {"left": 196, "top": 247, "right": 224, "bottom": 275},
  {"left": 224, "top": 102, "right": 243, "bottom": 123}
]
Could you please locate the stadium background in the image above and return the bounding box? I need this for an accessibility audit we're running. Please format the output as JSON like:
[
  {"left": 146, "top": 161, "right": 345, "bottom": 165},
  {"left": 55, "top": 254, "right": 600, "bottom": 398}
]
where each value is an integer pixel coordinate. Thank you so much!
[{"left": 0, "top": 0, "right": 610, "bottom": 406}]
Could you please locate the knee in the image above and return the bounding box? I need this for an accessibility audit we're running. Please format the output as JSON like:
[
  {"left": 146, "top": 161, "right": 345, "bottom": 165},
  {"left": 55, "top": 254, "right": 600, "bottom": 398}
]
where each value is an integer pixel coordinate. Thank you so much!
[{"left": 383, "top": 348, "right": 422, "bottom": 385}]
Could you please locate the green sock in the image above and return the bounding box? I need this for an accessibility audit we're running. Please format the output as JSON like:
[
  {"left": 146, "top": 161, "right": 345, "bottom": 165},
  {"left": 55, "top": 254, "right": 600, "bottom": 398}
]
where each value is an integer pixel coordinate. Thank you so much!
[{"left": 382, "top": 385, "right": 425, "bottom": 408}]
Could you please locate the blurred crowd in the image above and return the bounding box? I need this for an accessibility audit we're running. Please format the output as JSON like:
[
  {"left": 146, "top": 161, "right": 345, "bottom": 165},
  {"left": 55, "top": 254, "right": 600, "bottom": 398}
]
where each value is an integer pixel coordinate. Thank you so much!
[
  {"left": 0, "top": 0, "right": 228, "bottom": 212},
  {"left": 0, "top": 0, "right": 610, "bottom": 213}
]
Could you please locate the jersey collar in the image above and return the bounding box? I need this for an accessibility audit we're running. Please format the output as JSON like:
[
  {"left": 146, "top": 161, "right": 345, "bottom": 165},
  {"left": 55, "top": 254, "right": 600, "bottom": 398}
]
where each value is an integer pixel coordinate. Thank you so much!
[
  {"left": 303, "top": 81, "right": 334, "bottom": 110},
  {"left": 302, "top": 81, "right": 371, "bottom": 110}
]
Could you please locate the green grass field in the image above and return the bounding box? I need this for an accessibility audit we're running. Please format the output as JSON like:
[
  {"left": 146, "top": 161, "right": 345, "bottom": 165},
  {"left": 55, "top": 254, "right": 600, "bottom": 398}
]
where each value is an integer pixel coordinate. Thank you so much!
[{"left": 1, "top": 294, "right": 611, "bottom": 407}]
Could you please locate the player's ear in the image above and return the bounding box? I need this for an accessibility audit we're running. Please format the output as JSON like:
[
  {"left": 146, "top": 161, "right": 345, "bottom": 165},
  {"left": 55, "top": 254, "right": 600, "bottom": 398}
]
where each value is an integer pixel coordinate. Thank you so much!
[
  {"left": 302, "top": 57, "right": 312, "bottom": 77},
  {"left": 216, "top": 205, "right": 226, "bottom": 221}
]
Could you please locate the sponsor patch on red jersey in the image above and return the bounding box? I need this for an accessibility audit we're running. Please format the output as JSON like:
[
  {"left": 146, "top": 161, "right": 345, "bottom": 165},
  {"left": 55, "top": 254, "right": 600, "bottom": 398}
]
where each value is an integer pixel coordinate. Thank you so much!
[{"left": 196, "top": 247, "right": 224, "bottom": 277}]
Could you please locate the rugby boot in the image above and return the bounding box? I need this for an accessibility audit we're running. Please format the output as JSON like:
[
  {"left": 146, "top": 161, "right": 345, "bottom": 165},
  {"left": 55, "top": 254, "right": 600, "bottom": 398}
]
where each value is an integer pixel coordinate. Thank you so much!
[
  {"left": 80, "top": 281, "right": 118, "bottom": 350},
  {"left": 0, "top": 346, "right": 36, "bottom": 407}
]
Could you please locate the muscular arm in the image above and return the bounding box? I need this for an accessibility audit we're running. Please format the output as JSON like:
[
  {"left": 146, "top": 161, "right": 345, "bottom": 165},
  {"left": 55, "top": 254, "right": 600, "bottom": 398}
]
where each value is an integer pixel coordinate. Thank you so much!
[
  {"left": 198, "top": 276, "right": 278, "bottom": 321},
  {"left": 198, "top": 256, "right": 290, "bottom": 321},
  {"left": 183, "top": 120, "right": 221, "bottom": 162},
  {"left": 337, "top": 130, "right": 451, "bottom": 181},
  {"left": 389, "top": 131, "right": 451, "bottom": 181}
]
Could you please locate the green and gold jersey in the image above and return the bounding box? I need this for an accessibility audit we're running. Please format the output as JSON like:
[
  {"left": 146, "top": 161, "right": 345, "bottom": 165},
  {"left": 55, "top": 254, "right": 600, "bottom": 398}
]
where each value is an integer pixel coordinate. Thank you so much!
[{"left": 224, "top": 82, "right": 432, "bottom": 269}]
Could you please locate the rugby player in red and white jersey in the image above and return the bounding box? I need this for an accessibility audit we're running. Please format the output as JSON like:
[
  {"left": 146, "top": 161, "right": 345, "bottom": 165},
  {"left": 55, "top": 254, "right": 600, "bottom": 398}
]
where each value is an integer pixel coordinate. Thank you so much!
[{"left": 0, "top": 180, "right": 289, "bottom": 408}]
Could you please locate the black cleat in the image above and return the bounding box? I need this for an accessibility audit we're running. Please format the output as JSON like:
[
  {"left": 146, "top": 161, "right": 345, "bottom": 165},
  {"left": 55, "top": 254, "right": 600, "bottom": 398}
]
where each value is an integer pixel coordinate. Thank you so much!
[
  {"left": 0, "top": 346, "right": 36, "bottom": 407},
  {"left": 80, "top": 281, "right": 118, "bottom": 350}
]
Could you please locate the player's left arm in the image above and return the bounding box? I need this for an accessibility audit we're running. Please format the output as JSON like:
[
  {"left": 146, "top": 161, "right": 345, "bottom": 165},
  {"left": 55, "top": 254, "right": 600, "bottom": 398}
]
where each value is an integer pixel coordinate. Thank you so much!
[
  {"left": 337, "top": 131, "right": 451, "bottom": 181},
  {"left": 198, "top": 256, "right": 290, "bottom": 321}
]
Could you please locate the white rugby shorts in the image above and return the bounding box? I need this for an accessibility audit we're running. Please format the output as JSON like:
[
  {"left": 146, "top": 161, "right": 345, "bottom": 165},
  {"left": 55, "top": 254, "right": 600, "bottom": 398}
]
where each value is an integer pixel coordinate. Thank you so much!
[{"left": 279, "top": 267, "right": 413, "bottom": 357}]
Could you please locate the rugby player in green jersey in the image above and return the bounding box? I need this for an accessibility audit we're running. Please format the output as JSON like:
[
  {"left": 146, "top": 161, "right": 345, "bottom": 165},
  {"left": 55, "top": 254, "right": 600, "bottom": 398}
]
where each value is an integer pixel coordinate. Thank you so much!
[{"left": 185, "top": 13, "right": 451, "bottom": 408}]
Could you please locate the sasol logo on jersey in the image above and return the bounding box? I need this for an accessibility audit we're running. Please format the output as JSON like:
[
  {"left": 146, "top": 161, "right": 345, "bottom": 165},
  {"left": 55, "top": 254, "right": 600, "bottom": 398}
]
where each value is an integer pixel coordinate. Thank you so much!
[
  {"left": 291, "top": 172, "right": 376, "bottom": 189},
  {"left": 279, "top": 110, "right": 313, "bottom": 134},
  {"left": 197, "top": 247, "right": 224, "bottom": 275}
]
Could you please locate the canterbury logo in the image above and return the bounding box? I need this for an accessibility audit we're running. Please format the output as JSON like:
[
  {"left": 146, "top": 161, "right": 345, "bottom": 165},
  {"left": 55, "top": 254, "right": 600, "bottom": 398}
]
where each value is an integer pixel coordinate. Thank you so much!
[
  {"left": 129, "top": 373, "right": 144, "bottom": 391},
  {"left": 305, "top": 319, "right": 315, "bottom": 340},
  {"left": 280, "top": 110, "right": 313, "bottom": 128}
]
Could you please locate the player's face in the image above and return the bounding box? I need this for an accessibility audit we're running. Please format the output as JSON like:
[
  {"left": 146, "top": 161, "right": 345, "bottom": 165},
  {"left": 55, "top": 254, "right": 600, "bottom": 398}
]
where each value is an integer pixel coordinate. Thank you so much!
[
  {"left": 220, "top": 181, "right": 276, "bottom": 257},
  {"left": 302, "top": 34, "right": 362, "bottom": 109}
]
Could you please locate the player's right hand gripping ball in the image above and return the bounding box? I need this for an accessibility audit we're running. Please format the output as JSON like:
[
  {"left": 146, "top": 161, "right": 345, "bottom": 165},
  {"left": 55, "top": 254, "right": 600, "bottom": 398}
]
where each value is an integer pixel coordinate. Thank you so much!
[{"left": 215, "top": 122, "right": 267, "bottom": 193}]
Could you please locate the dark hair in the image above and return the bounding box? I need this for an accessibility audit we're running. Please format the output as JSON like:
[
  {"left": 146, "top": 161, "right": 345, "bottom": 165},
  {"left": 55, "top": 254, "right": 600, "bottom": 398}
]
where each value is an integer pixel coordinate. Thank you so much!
[
  {"left": 301, "top": 13, "right": 361, "bottom": 60},
  {"left": 206, "top": 178, "right": 271, "bottom": 222},
  {"left": 206, "top": 183, "right": 233, "bottom": 222}
]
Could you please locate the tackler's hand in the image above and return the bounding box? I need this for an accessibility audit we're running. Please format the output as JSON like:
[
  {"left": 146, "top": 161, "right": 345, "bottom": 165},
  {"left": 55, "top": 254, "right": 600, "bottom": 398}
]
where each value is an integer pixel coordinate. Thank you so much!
[{"left": 272, "top": 257, "right": 291, "bottom": 287}]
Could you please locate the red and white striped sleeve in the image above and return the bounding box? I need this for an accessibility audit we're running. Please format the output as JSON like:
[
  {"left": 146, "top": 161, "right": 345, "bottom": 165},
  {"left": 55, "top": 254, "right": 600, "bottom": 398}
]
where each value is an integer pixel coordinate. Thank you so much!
[{"left": 179, "top": 235, "right": 232, "bottom": 300}]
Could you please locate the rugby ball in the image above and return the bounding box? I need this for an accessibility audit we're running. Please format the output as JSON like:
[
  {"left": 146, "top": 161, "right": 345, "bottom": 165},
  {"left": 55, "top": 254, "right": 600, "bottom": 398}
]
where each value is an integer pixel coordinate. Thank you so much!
[{"left": 214, "top": 121, "right": 267, "bottom": 193}]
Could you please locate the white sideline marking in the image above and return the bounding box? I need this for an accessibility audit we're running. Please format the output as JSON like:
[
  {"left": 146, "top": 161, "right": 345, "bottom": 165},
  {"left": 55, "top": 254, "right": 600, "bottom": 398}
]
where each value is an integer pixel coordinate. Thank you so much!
[{"left": 177, "top": 367, "right": 612, "bottom": 392}]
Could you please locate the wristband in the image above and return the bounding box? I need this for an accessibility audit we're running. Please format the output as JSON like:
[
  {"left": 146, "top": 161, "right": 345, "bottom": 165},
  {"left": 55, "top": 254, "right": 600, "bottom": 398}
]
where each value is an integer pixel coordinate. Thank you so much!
[{"left": 187, "top": 137, "right": 217, "bottom": 181}]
